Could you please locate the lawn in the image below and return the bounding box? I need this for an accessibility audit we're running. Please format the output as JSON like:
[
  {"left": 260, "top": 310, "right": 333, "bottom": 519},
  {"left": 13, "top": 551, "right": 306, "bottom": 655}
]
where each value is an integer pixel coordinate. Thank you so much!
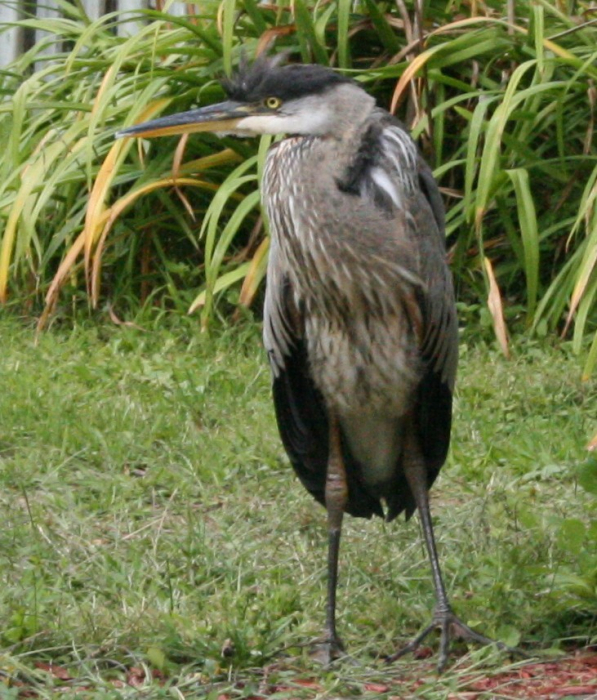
[{"left": 0, "top": 313, "right": 595, "bottom": 698}]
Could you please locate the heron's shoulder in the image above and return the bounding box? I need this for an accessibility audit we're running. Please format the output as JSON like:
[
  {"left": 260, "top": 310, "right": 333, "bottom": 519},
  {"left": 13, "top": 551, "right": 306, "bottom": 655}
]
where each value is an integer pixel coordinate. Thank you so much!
[
  {"left": 335, "top": 111, "right": 419, "bottom": 212},
  {"left": 375, "top": 113, "right": 419, "bottom": 177}
]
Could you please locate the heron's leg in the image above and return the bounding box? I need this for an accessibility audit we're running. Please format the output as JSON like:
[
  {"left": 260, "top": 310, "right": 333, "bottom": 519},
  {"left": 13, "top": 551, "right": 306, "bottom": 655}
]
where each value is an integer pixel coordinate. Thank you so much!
[
  {"left": 387, "top": 423, "right": 522, "bottom": 671},
  {"left": 318, "top": 415, "right": 348, "bottom": 663}
]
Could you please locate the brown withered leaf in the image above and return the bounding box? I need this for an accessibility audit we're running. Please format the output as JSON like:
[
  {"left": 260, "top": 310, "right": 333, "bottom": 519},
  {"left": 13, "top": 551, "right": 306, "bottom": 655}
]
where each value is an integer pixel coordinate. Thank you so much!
[
  {"left": 484, "top": 256, "right": 510, "bottom": 358},
  {"left": 34, "top": 662, "right": 72, "bottom": 681}
]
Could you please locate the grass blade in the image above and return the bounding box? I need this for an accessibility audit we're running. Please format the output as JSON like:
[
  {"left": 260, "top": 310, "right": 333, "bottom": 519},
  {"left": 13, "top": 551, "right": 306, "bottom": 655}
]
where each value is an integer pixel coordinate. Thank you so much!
[
  {"left": 336, "top": 0, "right": 351, "bottom": 69},
  {"left": 505, "top": 168, "right": 539, "bottom": 323}
]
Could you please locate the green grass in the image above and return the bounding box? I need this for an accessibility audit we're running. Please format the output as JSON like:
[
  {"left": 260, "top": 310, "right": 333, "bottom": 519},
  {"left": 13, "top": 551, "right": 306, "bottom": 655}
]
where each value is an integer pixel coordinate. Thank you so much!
[{"left": 0, "top": 314, "right": 596, "bottom": 698}]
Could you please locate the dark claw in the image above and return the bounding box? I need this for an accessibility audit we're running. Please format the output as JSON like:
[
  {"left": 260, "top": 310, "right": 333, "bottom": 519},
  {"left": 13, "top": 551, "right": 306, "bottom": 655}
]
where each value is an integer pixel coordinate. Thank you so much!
[{"left": 386, "top": 608, "right": 529, "bottom": 672}]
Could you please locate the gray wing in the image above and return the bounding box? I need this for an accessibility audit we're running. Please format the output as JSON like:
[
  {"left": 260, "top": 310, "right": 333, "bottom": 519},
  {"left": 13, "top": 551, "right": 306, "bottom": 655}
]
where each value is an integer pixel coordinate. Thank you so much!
[
  {"left": 401, "top": 138, "right": 457, "bottom": 478},
  {"left": 356, "top": 118, "right": 457, "bottom": 519},
  {"left": 360, "top": 116, "right": 456, "bottom": 495},
  {"left": 416, "top": 157, "right": 458, "bottom": 393}
]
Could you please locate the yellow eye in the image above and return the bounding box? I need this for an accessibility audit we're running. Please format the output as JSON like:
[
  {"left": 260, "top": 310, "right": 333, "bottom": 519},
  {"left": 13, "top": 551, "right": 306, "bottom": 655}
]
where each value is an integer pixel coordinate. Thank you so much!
[{"left": 265, "top": 96, "right": 282, "bottom": 110}]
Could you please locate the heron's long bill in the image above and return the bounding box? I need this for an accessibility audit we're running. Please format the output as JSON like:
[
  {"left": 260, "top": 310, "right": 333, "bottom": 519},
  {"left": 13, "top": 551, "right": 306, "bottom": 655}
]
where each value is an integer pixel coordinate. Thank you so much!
[{"left": 116, "top": 100, "right": 261, "bottom": 139}]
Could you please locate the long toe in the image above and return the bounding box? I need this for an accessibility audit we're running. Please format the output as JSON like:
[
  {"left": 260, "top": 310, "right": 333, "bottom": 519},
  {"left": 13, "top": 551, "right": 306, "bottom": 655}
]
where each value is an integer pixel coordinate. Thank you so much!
[{"left": 387, "top": 609, "right": 529, "bottom": 672}]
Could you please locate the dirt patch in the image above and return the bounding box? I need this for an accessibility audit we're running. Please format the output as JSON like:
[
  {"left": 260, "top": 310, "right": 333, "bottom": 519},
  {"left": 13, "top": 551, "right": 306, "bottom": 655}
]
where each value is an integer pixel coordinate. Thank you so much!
[
  {"left": 458, "top": 651, "right": 597, "bottom": 699},
  {"left": 5, "top": 650, "right": 597, "bottom": 698}
]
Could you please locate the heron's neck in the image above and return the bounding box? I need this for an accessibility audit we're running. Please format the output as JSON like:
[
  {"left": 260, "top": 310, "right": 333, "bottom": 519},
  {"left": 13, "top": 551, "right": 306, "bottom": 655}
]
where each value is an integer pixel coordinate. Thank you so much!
[{"left": 325, "top": 84, "right": 376, "bottom": 139}]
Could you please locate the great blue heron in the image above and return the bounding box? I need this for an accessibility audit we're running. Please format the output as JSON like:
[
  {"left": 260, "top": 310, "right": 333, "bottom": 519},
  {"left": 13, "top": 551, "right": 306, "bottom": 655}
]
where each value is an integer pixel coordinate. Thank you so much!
[{"left": 117, "top": 55, "right": 511, "bottom": 670}]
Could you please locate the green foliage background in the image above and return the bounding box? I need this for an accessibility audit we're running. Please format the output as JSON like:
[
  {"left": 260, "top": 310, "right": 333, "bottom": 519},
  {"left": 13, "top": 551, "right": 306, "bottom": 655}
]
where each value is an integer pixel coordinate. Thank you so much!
[{"left": 0, "top": 0, "right": 595, "bottom": 367}]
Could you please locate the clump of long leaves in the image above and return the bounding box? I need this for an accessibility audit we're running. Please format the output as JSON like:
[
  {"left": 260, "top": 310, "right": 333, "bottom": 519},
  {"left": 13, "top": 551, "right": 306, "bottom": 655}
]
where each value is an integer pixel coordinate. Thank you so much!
[
  {"left": 0, "top": 0, "right": 595, "bottom": 369},
  {"left": 0, "top": 0, "right": 258, "bottom": 327}
]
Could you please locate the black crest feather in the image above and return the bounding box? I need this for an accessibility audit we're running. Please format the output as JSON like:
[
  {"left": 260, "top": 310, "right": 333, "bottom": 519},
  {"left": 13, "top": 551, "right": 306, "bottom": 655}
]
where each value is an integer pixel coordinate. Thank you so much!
[{"left": 221, "top": 55, "right": 352, "bottom": 103}]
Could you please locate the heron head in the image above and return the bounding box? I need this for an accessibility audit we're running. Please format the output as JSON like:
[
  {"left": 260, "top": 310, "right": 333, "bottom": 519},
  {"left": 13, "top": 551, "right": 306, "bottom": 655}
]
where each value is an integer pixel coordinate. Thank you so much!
[{"left": 116, "top": 56, "right": 374, "bottom": 141}]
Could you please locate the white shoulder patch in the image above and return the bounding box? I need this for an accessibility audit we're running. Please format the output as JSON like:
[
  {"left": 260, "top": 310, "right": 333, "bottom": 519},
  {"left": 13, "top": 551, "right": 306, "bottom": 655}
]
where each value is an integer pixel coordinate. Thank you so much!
[
  {"left": 369, "top": 166, "right": 402, "bottom": 208},
  {"left": 380, "top": 126, "right": 418, "bottom": 190}
]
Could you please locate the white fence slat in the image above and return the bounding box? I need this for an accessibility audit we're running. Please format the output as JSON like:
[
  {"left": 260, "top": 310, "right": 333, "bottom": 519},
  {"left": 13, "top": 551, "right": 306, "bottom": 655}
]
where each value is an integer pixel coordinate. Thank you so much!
[
  {"left": 167, "top": 2, "right": 190, "bottom": 17},
  {"left": 80, "top": 0, "right": 103, "bottom": 22},
  {"left": 0, "top": 2, "right": 21, "bottom": 67},
  {"left": 116, "top": 0, "right": 150, "bottom": 37},
  {"left": 0, "top": 1, "right": 194, "bottom": 67},
  {"left": 35, "top": 0, "right": 61, "bottom": 60}
]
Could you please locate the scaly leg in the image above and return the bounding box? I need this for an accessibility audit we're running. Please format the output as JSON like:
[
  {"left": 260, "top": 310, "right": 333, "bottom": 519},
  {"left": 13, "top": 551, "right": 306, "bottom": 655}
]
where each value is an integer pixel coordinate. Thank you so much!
[
  {"left": 387, "top": 420, "right": 524, "bottom": 671},
  {"left": 315, "top": 415, "right": 348, "bottom": 664}
]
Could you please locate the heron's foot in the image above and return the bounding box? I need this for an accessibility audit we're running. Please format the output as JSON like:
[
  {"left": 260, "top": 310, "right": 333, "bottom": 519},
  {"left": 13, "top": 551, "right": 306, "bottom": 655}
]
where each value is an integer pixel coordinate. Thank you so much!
[
  {"left": 386, "top": 608, "right": 527, "bottom": 672},
  {"left": 311, "top": 634, "right": 346, "bottom": 666}
]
